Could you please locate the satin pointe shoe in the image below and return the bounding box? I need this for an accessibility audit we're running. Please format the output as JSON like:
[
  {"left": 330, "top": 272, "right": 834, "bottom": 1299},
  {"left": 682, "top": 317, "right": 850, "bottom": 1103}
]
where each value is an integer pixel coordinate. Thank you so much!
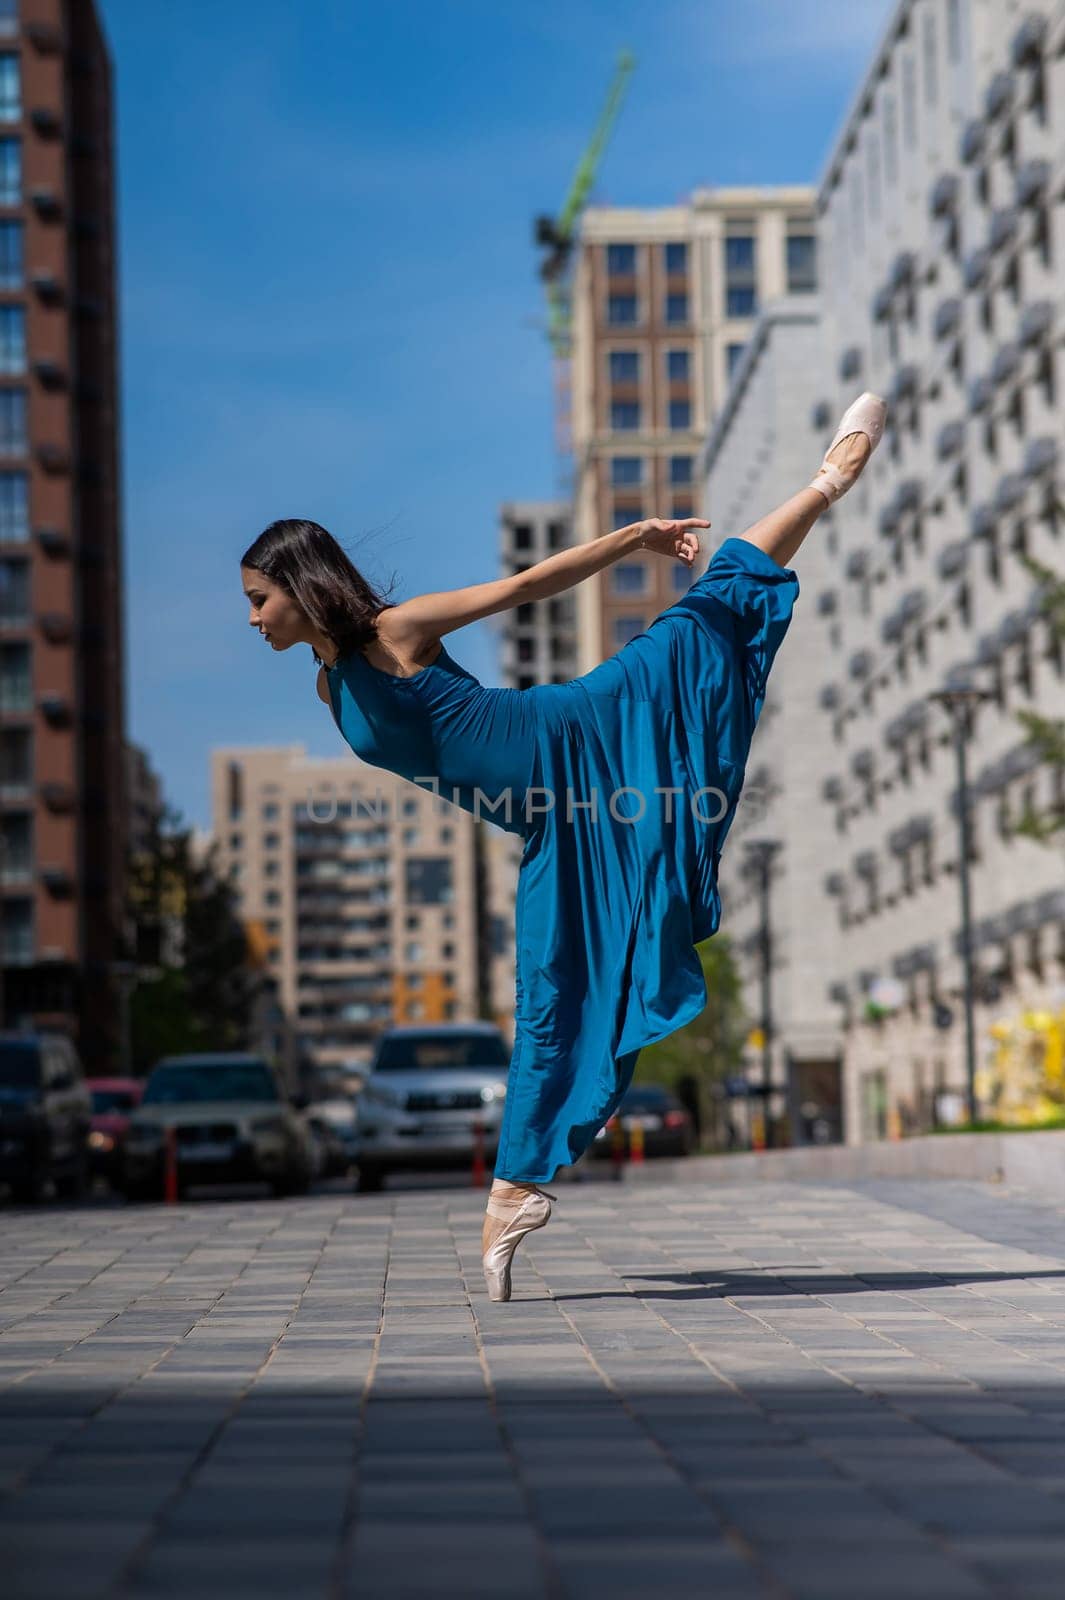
[
  {"left": 482, "top": 1185, "right": 556, "bottom": 1302},
  {"left": 809, "top": 391, "right": 887, "bottom": 505}
]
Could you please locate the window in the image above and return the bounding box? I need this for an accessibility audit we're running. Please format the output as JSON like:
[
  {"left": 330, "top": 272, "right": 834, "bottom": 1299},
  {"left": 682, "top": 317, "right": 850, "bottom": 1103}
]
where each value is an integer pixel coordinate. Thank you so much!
[
  {"left": 610, "top": 563, "right": 647, "bottom": 597},
  {"left": 517, "top": 636, "right": 535, "bottom": 664},
  {"left": 664, "top": 242, "right": 687, "bottom": 274},
  {"left": 0, "top": 305, "right": 24, "bottom": 373},
  {"left": 607, "top": 294, "right": 638, "bottom": 325},
  {"left": 547, "top": 520, "right": 566, "bottom": 549},
  {"left": 728, "top": 284, "right": 759, "bottom": 319},
  {"left": 672, "top": 499, "right": 693, "bottom": 519},
  {"left": 610, "top": 401, "right": 640, "bottom": 431},
  {"left": 609, "top": 350, "right": 639, "bottom": 383},
  {"left": 0, "top": 470, "right": 26, "bottom": 540},
  {"left": 724, "top": 235, "right": 755, "bottom": 273},
  {"left": 666, "top": 349, "right": 689, "bottom": 382},
  {"left": 402, "top": 826, "right": 420, "bottom": 846},
  {"left": 0, "top": 388, "right": 25, "bottom": 454},
  {"left": 0, "top": 2, "right": 15, "bottom": 36},
  {"left": 0, "top": 725, "right": 30, "bottom": 793},
  {"left": 0, "top": 640, "right": 30, "bottom": 712},
  {"left": 612, "top": 502, "right": 641, "bottom": 529},
  {"left": 0, "top": 219, "right": 20, "bottom": 288},
  {"left": 405, "top": 941, "right": 422, "bottom": 962},
  {"left": 1, "top": 811, "right": 30, "bottom": 880},
  {"left": 1, "top": 896, "right": 31, "bottom": 961},
  {"left": 613, "top": 617, "right": 645, "bottom": 649},
  {"left": 0, "top": 138, "right": 18, "bottom": 205},
  {"left": 882, "top": 93, "right": 898, "bottom": 186},
  {"left": 0, "top": 56, "right": 18, "bottom": 124},
  {"left": 610, "top": 456, "right": 642, "bottom": 487},
  {"left": 261, "top": 802, "right": 279, "bottom": 819},
  {"left": 922, "top": 10, "right": 938, "bottom": 107},
  {"left": 405, "top": 856, "right": 453, "bottom": 906},
  {"left": 672, "top": 564, "right": 693, "bottom": 594},
  {"left": 512, "top": 523, "right": 532, "bottom": 550},
  {"left": 669, "top": 399, "right": 691, "bottom": 430},
  {"left": 669, "top": 455, "right": 693, "bottom": 486},
  {"left": 0, "top": 557, "right": 28, "bottom": 621},
  {"left": 901, "top": 50, "right": 917, "bottom": 148},
  {"left": 606, "top": 243, "right": 636, "bottom": 276},
  {"left": 786, "top": 232, "right": 817, "bottom": 292},
  {"left": 665, "top": 293, "right": 688, "bottom": 324},
  {"left": 726, "top": 342, "right": 746, "bottom": 377}
]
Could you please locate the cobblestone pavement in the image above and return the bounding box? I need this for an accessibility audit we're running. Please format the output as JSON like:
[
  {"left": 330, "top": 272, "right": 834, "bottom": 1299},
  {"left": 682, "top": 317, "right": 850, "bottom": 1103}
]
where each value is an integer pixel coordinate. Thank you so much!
[{"left": 4, "top": 1177, "right": 1065, "bottom": 1598}]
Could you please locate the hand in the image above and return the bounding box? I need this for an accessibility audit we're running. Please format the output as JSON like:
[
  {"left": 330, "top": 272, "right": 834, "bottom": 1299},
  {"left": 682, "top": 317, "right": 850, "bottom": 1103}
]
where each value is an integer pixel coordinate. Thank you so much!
[{"left": 635, "top": 517, "right": 710, "bottom": 565}]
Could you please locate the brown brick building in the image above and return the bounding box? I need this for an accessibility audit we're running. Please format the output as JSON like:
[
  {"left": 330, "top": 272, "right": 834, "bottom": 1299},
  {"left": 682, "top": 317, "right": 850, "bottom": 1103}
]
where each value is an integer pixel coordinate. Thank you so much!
[{"left": 0, "top": 0, "right": 126, "bottom": 1069}]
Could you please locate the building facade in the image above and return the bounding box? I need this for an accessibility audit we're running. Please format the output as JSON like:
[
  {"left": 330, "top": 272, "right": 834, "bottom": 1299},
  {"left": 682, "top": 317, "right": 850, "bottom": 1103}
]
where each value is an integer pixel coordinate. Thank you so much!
[
  {"left": 570, "top": 189, "right": 818, "bottom": 672},
  {"left": 704, "top": 0, "right": 1065, "bottom": 1143},
  {"left": 0, "top": 0, "right": 126, "bottom": 1069},
  {"left": 211, "top": 746, "right": 485, "bottom": 1077}
]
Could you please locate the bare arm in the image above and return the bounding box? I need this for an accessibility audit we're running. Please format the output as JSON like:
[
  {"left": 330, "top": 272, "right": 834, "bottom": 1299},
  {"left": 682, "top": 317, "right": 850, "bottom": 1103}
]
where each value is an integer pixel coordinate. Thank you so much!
[{"left": 385, "top": 518, "right": 707, "bottom": 644}]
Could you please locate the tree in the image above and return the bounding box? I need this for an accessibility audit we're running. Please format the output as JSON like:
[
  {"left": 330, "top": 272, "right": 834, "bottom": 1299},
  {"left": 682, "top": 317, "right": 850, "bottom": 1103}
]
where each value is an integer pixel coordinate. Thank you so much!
[
  {"left": 125, "top": 805, "right": 261, "bottom": 1074},
  {"left": 635, "top": 932, "right": 748, "bottom": 1149}
]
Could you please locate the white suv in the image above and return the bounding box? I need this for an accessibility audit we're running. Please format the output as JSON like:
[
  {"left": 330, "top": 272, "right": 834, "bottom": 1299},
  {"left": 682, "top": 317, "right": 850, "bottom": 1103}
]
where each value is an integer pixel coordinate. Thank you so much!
[{"left": 353, "top": 1023, "right": 510, "bottom": 1192}]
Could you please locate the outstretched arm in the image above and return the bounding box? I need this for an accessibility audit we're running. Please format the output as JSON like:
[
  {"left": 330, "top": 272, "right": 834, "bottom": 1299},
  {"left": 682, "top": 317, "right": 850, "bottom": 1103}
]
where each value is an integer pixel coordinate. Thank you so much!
[{"left": 385, "top": 518, "right": 708, "bottom": 644}]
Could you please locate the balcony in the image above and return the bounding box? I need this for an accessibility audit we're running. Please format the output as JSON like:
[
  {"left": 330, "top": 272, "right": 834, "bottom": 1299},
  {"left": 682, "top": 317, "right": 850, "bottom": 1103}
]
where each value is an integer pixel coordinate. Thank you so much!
[
  {"left": 848, "top": 650, "right": 873, "bottom": 681},
  {"left": 32, "top": 360, "right": 67, "bottom": 391},
  {"left": 28, "top": 188, "right": 62, "bottom": 222},
  {"left": 959, "top": 120, "right": 985, "bottom": 166},
  {"left": 929, "top": 174, "right": 960, "bottom": 218},
  {"left": 1015, "top": 159, "right": 1051, "bottom": 209},
  {"left": 994, "top": 473, "right": 1026, "bottom": 515},
  {"left": 34, "top": 526, "right": 71, "bottom": 558},
  {"left": 824, "top": 871, "right": 845, "bottom": 896},
  {"left": 984, "top": 71, "right": 1014, "bottom": 122},
  {"left": 39, "top": 781, "right": 76, "bottom": 813},
  {"left": 40, "top": 864, "right": 74, "bottom": 897},
  {"left": 1024, "top": 436, "right": 1057, "bottom": 477},
  {"left": 38, "top": 692, "right": 73, "bottom": 726},
  {"left": 990, "top": 342, "right": 1021, "bottom": 387},
  {"left": 932, "top": 298, "right": 962, "bottom": 342},
  {"left": 30, "top": 108, "right": 62, "bottom": 140},
  {"left": 1020, "top": 301, "right": 1053, "bottom": 348},
  {"left": 1011, "top": 14, "right": 1047, "bottom": 67},
  {"left": 988, "top": 207, "right": 1019, "bottom": 254},
  {"left": 36, "top": 444, "right": 71, "bottom": 475},
  {"left": 838, "top": 345, "right": 862, "bottom": 380},
  {"left": 29, "top": 271, "right": 64, "bottom": 307},
  {"left": 39, "top": 612, "right": 74, "bottom": 645},
  {"left": 967, "top": 376, "right": 992, "bottom": 414},
  {"left": 936, "top": 542, "right": 968, "bottom": 581},
  {"left": 843, "top": 549, "right": 868, "bottom": 581},
  {"left": 818, "top": 685, "right": 840, "bottom": 712},
  {"left": 962, "top": 247, "right": 990, "bottom": 290},
  {"left": 936, "top": 419, "right": 964, "bottom": 459}
]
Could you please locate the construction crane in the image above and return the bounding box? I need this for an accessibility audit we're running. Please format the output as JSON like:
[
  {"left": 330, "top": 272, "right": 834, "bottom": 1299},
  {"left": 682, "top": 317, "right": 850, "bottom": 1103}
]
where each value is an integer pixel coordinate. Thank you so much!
[{"left": 534, "top": 49, "right": 636, "bottom": 486}]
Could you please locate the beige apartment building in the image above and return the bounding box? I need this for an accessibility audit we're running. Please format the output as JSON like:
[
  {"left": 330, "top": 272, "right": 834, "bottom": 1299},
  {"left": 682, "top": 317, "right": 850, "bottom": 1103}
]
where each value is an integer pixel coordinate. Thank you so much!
[
  {"left": 210, "top": 745, "right": 483, "bottom": 1078},
  {"left": 570, "top": 188, "right": 818, "bottom": 672}
]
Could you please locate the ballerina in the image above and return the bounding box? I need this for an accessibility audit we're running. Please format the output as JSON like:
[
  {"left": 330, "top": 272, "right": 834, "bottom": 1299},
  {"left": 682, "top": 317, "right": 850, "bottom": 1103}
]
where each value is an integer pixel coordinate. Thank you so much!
[{"left": 240, "top": 392, "right": 887, "bottom": 1302}]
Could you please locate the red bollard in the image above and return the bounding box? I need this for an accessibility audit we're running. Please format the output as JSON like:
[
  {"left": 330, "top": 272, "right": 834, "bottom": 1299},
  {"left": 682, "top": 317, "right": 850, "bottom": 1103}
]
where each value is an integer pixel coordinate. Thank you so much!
[
  {"left": 164, "top": 1126, "right": 179, "bottom": 1204},
  {"left": 471, "top": 1118, "right": 486, "bottom": 1187}
]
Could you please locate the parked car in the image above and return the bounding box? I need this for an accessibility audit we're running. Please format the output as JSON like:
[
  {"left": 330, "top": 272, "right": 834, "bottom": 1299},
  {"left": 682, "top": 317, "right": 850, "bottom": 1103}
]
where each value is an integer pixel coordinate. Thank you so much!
[
  {"left": 353, "top": 1022, "right": 511, "bottom": 1192},
  {"left": 86, "top": 1076, "right": 144, "bottom": 1187},
  {"left": 307, "top": 1097, "right": 360, "bottom": 1178},
  {"left": 0, "top": 1032, "right": 92, "bottom": 1203},
  {"left": 592, "top": 1083, "right": 695, "bottom": 1160},
  {"left": 119, "top": 1053, "right": 315, "bottom": 1201}
]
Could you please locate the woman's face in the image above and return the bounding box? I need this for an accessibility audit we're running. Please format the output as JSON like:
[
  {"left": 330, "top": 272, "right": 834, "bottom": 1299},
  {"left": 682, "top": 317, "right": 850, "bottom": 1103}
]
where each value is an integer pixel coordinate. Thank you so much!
[{"left": 241, "top": 565, "right": 307, "bottom": 652}]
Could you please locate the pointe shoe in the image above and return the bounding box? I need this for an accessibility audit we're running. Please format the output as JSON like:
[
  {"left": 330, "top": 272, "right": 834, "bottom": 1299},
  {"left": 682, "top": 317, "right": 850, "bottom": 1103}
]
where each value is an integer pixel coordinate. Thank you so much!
[
  {"left": 482, "top": 1185, "right": 556, "bottom": 1302},
  {"left": 809, "top": 391, "right": 887, "bottom": 505}
]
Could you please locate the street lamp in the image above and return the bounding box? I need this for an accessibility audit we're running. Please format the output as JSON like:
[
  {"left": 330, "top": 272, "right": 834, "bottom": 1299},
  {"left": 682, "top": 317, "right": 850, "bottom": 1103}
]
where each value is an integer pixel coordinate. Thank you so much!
[
  {"left": 928, "top": 685, "right": 993, "bottom": 1125},
  {"left": 744, "top": 837, "right": 783, "bottom": 1149}
]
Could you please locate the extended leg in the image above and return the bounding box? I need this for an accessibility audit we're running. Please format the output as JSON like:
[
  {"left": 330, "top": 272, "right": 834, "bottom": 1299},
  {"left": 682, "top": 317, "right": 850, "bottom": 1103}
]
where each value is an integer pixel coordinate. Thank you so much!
[{"left": 736, "top": 429, "right": 872, "bottom": 568}]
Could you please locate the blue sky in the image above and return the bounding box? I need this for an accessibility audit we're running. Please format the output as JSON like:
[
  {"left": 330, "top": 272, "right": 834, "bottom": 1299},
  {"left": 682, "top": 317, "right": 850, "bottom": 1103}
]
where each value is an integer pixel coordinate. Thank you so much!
[{"left": 101, "top": 0, "right": 894, "bottom": 830}]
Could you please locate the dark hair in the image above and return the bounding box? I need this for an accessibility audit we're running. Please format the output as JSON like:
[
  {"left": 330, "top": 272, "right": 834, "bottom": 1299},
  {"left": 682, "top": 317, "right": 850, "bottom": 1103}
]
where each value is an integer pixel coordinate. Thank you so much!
[{"left": 240, "top": 519, "right": 398, "bottom": 667}]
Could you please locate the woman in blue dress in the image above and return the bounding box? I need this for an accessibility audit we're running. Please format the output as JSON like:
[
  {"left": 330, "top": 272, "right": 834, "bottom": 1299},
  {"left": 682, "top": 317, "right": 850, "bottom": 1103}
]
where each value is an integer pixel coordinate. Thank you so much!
[{"left": 240, "top": 393, "right": 886, "bottom": 1300}]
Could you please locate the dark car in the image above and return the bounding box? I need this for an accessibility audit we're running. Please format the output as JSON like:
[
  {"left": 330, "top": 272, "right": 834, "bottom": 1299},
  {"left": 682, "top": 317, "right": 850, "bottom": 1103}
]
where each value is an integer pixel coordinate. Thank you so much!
[
  {"left": 86, "top": 1076, "right": 145, "bottom": 1187},
  {"left": 119, "top": 1053, "right": 315, "bottom": 1201},
  {"left": 592, "top": 1083, "right": 695, "bottom": 1160},
  {"left": 0, "top": 1032, "right": 92, "bottom": 1203}
]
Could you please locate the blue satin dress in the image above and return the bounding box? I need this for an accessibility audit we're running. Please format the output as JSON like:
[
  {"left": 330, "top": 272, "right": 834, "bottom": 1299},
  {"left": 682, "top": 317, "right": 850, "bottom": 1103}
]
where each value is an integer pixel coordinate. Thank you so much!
[{"left": 325, "top": 536, "right": 798, "bottom": 1182}]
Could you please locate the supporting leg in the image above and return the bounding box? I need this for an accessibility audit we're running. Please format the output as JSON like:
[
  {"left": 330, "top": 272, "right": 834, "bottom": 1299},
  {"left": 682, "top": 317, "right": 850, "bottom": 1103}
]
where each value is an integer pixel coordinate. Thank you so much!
[{"left": 481, "top": 1177, "right": 541, "bottom": 1254}]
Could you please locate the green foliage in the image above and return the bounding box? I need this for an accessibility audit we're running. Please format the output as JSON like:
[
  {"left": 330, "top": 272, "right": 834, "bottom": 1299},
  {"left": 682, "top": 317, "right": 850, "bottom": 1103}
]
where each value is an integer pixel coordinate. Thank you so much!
[
  {"left": 635, "top": 932, "right": 748, "bottom": 1146},
  {"left": 124, "top": 804, "right": 257, "bottom": 1075}
]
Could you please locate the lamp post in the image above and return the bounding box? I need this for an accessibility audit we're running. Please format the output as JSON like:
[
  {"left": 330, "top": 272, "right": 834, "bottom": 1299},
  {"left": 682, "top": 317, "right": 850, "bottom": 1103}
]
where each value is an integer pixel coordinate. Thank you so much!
[
  {"left": 928, "top": 686, "right": 992, "bottom": 1126},
  {"left": 744, "top": 837, "right": 783, "bottom": 1149}
]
